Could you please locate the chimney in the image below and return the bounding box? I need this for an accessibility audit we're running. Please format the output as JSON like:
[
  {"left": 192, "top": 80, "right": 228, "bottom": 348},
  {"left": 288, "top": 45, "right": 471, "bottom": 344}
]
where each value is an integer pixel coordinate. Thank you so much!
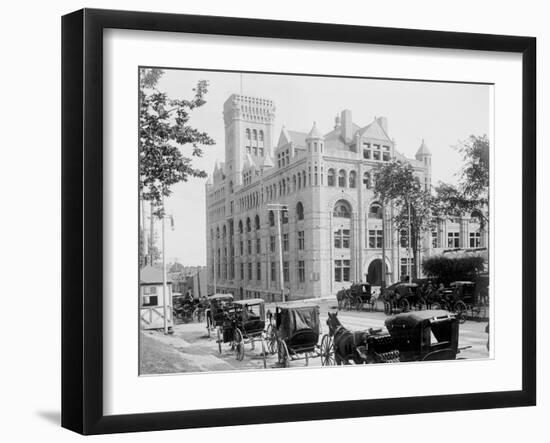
[
  {"left": 377, "top": 116, "right": 388, "bottom": 135},
  {"left": 341, "top": 109, "right": 353, "bottom": 142}
]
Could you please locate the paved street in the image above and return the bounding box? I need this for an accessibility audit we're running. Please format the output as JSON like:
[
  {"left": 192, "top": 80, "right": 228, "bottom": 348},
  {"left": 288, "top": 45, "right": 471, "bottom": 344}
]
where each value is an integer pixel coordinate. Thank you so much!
[{"left": 140, "top": 299, "right": 489, "bottom": 374}]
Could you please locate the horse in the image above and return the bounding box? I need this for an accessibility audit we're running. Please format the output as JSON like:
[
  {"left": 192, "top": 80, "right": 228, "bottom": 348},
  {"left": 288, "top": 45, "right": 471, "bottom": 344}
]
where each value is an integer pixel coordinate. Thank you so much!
[
  {"left": 326, "top": 312, "right": 369, "bottom": 365},
  {"left": 336, "top": 289, "right": 350, "bottom": 310}
]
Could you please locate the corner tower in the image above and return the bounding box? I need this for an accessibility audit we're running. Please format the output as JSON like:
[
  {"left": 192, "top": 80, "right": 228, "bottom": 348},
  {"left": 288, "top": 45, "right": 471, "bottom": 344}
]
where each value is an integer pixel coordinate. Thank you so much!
[
  {"left": 223, "top": 94, "right": 276, "bottom": 187},
  {"left": 415, "top": 138, "right": 432, "bottom": 190}
]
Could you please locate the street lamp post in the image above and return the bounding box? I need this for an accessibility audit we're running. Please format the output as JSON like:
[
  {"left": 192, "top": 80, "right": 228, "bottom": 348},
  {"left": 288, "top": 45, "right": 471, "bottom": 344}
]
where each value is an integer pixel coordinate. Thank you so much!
[{"left": 267, "top": 203, "right": 287, "bottom": 302}]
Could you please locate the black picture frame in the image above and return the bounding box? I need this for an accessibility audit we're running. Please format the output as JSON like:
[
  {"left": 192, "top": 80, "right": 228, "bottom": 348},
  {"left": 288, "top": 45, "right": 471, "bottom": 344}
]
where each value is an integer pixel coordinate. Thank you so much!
[{"left": 61, "top": 8, "right": 536, "bottom": 435}]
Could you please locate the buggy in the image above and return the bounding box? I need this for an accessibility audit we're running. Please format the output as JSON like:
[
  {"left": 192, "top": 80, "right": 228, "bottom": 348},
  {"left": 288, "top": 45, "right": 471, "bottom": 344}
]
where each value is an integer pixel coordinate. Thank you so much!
[
  {"left": 435, "top": 281, "right": 487, "bottom": 323},
  {"left": 218, "top": 298, "right": 268, "bottom": 368},
  {"left": 205, "top": 293, "right": 234, "bottom": 337},
  {"left": 383, "top": 282, "right": 425, "bottom": 314},
  {"left": 337, "top": 283, "right": 376, "bottom": 311},
  {"left": 384, "top": 310, "right": 463, "bottom": 361},
  {"left": 268, "top": 305, "right": 333, "bottom": 367}
]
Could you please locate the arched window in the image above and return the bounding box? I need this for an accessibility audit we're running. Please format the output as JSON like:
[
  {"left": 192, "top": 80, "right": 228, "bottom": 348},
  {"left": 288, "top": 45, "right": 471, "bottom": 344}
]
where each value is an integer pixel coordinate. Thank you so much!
[
  {"left": 246, "top": 217, "right": 251, "bottom": 232},
  {"left": 302, "top": 171, "right": 306, "bottom": 187},
  {"left": 246, "top": 128, "right": 251, "bottom": 142},
  {"left": 349, "top": 171, "right": 356, "bottom": 188},
  {"left": 338, "top": 169, "right": 346, "bottom": 187},
  {"left": 327, "top": 168, "right": 335, "bottom": 186},
  {"left": 282, "top": 210, "right": 288, "bottom": 224},
  {"left": 269, "top": 211, "right": 275, "bottom": 227},
  {"left": 363, "top": 172, "right": 372, "bottom": 189},
  {"left": 298, "top": 174, "right": 301, "bottom": 189},
  {"left": 216, "top": 227, "right": 220, "bottom": 238},
  {"left": 252, "top": 129, "right": 258, "bottom": 141},
  {"left": 369, "top": 202, "right": 383, "bottom": 219},
  {"left": 333, "top": 200, "right": 351, "bottom": 218},
  {"left": 296, "top": 202, "right": 304, "bottom": 221},
  {"left": 229, "top": 181, "right": 233, "bottom": 193},
  {"left": 293, "top": 175, "right": 297, "bottom": 192},
  {"left": 238, "top": 220, "right": 243, "bottom": 234},
  {"left": 222, "top": 225, "right": 227, "bottom": 238},
  {"left": 259, "top": 130, "right": 264, "bottom": 142},
  {"left": 255, "top": 215, "right": 260, "bottom": 230}
]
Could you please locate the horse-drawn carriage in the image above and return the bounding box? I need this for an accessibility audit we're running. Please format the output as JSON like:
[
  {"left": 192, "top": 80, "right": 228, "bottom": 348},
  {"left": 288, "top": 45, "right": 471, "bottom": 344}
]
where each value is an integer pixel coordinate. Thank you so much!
[
  {"left": 268, "top": 305, "right": 333, "bottom": 367},
  {"left": 218, "top": 298, "right": 268, "bottom": 368},
  {"left": 431, "top": 281, "right": 488, "bottom": 323},
  {"left": 337, "top": 283, "right": 376, "bottom": 311},
  {"left": 383, "top": 282, "right": 425, "bottom": 314},
  {"left": 325, "top": 309, "right": 463, "bottom": 364},
  {"left": 205, "top": 293, "right": 234, "bottom": 337}
]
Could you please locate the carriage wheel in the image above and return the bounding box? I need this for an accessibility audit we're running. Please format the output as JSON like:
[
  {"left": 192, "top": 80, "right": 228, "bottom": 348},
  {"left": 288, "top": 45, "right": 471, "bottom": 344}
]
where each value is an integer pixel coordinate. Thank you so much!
[
  {"left": 454, "top": 301, "right": 467, "bottom": 324},
  {"left": 277, "top": 340, "right": 290, "bottom": 368},
  {"left": 320, "top": 334, "right": 335, "bottom": 366},
  {"left": 234, "top": 329, "right": 244, "bottom": 361},
  {"left": 217, "top": 328, "right": 222, "bottom": 354},
  {"left": 260, "top": 337, "right": 267, "bottom": 369},
  {"left": 399, "top": 298, "right": 410, "bottom": 312},
  {"left": 266, "top": 324, "right": 277, "bottom": 354}
]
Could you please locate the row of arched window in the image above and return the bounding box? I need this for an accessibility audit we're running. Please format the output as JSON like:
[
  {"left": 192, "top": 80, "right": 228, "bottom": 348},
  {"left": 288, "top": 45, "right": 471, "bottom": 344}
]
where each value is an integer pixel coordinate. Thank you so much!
[{"left": 327, "top": 169, "right": 374, "bottom": 189}]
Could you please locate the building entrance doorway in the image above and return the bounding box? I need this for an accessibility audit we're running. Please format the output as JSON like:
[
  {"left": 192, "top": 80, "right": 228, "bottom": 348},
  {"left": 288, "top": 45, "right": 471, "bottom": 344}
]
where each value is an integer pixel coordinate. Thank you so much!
[{"left": 367, "top": 259, "right": 383, "bottom": 286}]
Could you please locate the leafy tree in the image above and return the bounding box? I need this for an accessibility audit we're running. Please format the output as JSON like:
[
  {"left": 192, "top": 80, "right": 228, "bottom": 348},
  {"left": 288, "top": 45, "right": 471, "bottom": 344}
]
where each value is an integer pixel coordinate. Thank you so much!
[
  {"left": 374, "top": 160, "right": 433, "bottom": 281},
  {"left": 139, "top": 68, "right": 215, "bottom": 215},
  {"left": 433, "top": 135, "right": 489, "bottom": 226},
  {"left": 423, "top": 255, "right": 485, "bottom": 285}
]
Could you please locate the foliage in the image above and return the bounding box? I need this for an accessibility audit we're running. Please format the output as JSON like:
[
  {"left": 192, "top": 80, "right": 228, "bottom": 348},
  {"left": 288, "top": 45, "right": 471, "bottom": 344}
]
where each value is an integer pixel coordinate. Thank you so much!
[
  {"left": 422, "top": 255, "right": 485, "bottom": 285},
  {"left": 139, "top": 68, "right": 215, "bottom": 215},
  {"left": 433, "top": 135, "right": 489, "bottom": 226},
  {"left": 374, "top": 160, "right": 433, "bottom": 279}
]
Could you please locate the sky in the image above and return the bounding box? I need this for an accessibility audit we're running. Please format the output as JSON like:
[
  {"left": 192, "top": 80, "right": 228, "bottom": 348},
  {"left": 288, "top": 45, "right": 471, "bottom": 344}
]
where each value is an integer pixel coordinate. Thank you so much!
[{"left": 143, "top": 68, "right": 491, "bottom": 266}]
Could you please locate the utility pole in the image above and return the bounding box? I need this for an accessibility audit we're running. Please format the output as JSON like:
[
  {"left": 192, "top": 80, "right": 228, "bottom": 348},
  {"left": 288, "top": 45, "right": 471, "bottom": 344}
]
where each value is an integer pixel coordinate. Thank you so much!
[
  {"left": 267, "top": 203, "right": 287, "bottom": 302},
  {"left": 161, "top": 195, "right": 169, "bottom": 335},
  {"left": 408, "top": 199, "right": 412, "bottom": 284}
]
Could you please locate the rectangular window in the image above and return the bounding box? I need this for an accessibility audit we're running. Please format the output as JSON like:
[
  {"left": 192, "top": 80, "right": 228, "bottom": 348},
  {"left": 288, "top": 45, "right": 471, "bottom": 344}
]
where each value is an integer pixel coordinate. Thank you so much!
[
  {"left": 382, "top": 152, "right": 390, "bottom": 161},
  {"left": 256, "top": 263, "right": 261, "bottom": 280},
  {"left": 248, "top": 262, "right": 252, "bottom": 280},
  {"left": 448, "top": 231, "right": 460, "bottom": 248},
  {"left": 283, "top": 261, "right": 289, "bottom": 282},
  {"left": 298, "top": 231, "right": 305, "bottom": 250},
  {"left": 373, "top": 150, "right": 381, "bottom": 160},
  {"left": 256, "top": 238, "right": 261, "bottom": 254},
  {"left": 343, "top": 260, "right": 350, "bottom": 282},
  {"left": 334, "top": 230, "right": 342, "bottom": 248},
  {"left": 368, "top": 229, "right": 383, "bottom": 248},
  {"left": 283, "top": 233, "right": 289, "bottom": 251},
  {"left": 334, "top": 229, "right": 350, "bottom": 248},
  {"left": 271, "top": 261, "right": 276, "bottom": 282},
  {"left": 240, "top": 263, "right": 244, "bottom": 279},
  {"left": 432, "top": 231, "right": 439, "bottom": 248},
  {"left": 270, "top": 235, "right": 276, "bottom": 253},
  {"left": 142, "top": 294, "right": 158, "bottom": 307},
  {"left": 363, "top": 149, "right": 371, "bottom": 159},
  {"left": 469, "top": 232, "right": 481, "bottom": 248},
  {"left": 247, "top": 240, "right": 252, "bottom": 255},
  {"left": 240, "top": 241, "right": 243, "bottom": 256},
  {"left": 400, "top": 258, "right": 415, "bottom": 280},
  {"left": 298, "top": 260, "right": 305, "bottom": 283}
]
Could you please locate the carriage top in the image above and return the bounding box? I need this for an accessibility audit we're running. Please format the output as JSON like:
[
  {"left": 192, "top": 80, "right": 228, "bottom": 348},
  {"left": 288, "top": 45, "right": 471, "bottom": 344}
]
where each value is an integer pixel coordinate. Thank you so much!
[
  {"left": 385, "top": 309, "right": 455, "bottom": 329},
  {"left": 231, "top": 298, "right": 264, "bottom": 306},
  {"left": 208, "top": 293, "right": 234, "bottom": 301},
  {"left": 274, "top": 305, "right": 320, "bottom": 340}
]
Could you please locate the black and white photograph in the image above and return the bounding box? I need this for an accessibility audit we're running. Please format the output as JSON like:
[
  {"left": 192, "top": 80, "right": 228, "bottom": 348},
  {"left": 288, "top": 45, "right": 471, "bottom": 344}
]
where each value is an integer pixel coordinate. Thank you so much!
[{"left": 138, "top": 68, "right": 492, "bottom": 375}]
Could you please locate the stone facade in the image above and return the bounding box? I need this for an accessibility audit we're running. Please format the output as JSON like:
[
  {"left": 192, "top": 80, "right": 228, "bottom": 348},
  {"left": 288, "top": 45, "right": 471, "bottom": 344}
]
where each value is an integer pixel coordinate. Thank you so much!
[{"left": 205, "top": 94, "right": 486, "bottom": 301}]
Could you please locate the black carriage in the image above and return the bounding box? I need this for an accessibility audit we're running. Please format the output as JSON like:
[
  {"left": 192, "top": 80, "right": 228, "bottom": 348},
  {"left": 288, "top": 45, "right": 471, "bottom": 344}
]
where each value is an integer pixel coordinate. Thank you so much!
[
  {"left": 218, "top": 298, "right": 268, "bottom": 368},
  {"left": 383, "top": 282, "right": 425, "bottom": 314},
  {"left": 172, "top": 294, "right": 195, "bottom": 323},
  {"left": 384, "top": 310, "right": 461, "bottom": 361},
  {"left": 435, "top": 281, "right": 487, "bottom": 323},
  {"left": 269, "top": 305, "right": 333, "bottom": 367},
  {"left": 205, "top": 293, "right": 234, "bottom": 337},
  {"left": 337, "top": 283, "right": 376, "bottom": 311}
]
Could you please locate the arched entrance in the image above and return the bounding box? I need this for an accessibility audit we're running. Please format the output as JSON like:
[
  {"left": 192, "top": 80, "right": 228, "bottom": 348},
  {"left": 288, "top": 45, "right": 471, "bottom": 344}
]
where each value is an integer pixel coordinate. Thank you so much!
[{"left": 367, "top": 259, "right": 383, "bottom": 286}]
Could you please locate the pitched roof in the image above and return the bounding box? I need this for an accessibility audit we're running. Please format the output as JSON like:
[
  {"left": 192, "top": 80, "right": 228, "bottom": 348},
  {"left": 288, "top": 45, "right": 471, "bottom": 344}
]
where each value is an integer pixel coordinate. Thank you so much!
[
  {"left": 416, "top": 139, "right": 432, "bottom": 156},
  {"left": 287, "top": 130, "right": 308, "bottom": 147},
  {"left": 140, "top": 265, "right": 172, "bottom": 284},
  {"left": 357, "top": 119, "right": 391, "bottom": 141},
  {"left": 261, "top": 153, "right": 274, "bottom": 168}
]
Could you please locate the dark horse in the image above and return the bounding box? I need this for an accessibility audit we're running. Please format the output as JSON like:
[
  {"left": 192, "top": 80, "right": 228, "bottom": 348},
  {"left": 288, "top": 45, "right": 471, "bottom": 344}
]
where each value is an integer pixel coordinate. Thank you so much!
[{"left": 326, "top": 312, "right": 369, "bottom": 364}]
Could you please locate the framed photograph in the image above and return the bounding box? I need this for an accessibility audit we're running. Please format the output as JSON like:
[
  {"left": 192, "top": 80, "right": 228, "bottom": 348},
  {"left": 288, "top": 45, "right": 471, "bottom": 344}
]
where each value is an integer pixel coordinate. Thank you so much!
[{"left": 62, "top": 8, "right": 536, "bottom": 435}]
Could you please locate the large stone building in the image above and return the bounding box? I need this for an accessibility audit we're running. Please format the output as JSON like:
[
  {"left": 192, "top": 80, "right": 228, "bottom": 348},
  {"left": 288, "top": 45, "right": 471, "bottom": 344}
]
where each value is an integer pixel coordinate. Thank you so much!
[{"left": 205, "top": 94, "right": 486, "bottom": 301}]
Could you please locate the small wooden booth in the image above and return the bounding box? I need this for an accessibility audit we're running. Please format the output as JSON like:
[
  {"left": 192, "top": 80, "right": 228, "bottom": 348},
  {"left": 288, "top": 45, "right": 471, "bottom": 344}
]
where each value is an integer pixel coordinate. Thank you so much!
[{"left": 139, "top": 265, "right": 174, "bottom": 331}]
